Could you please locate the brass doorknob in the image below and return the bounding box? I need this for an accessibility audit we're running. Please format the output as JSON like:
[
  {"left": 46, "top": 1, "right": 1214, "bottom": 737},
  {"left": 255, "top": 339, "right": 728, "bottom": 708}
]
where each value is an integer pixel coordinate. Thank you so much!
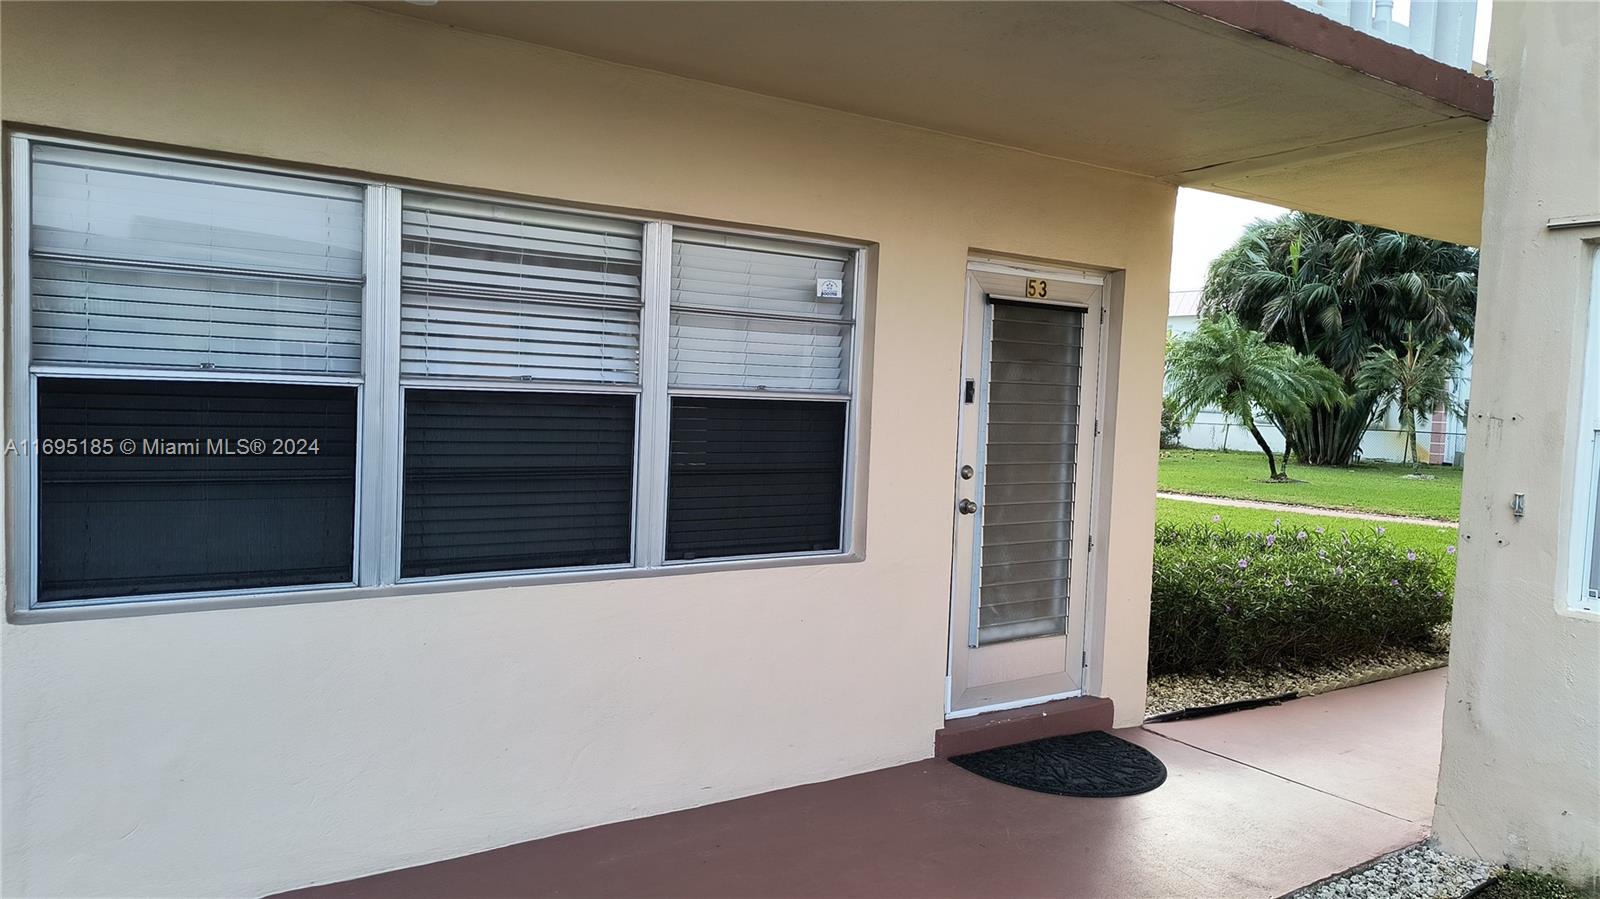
[{"left": 958, "top": 499, "right": 978, "bottom": 515}]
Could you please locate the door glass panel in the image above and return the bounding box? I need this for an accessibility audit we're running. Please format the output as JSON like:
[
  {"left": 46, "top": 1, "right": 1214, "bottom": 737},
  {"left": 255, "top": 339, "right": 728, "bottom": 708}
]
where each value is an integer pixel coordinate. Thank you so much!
[{"left": 977, "top": 301, "right": 1085, "bottom": 645}]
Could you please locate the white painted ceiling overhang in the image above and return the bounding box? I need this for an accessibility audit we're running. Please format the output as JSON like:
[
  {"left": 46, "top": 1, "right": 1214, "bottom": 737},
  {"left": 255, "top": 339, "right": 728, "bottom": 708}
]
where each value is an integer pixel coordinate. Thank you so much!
[{"left": 370, "top": 0, "right": 1491, "bottom": 244}]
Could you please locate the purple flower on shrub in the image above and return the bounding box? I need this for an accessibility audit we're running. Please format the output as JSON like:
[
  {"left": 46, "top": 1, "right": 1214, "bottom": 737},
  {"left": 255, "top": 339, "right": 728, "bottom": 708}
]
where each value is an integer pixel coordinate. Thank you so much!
[
  {"left": 1238, "top": 558, "right": 1250, "bottom": 569},
  {"left": 1391, "top": 579, "right": 1399, "bottom": 586},
  {"left": 1436, "top": 591, "right": 1445, "bottom": 598},
  {"left": 1407, "top": 551, "right": 1418, "bottom": 561},
  {"left": 1446, "top": 545, "right": 1457, "bottom": 555},
  {"left": 1284, "top": 577, "right": 1293, "bottom": 586},
  {"left": 1376, "top": 526, "right": 1387, "bottom": 536},
  {"left": 1335, "top": 565, "right": 1344, "bottom": 575},
  {"left": 1264, "top": 534, "right": 1276, "bottom": 547},
  {"left": 1315, "top": 527, "right": 1325, "bottom": 534},
  {"left": 1273, "top": 518, "right": 1281, "bottom": 527},
  {"left": 1296, "top": 530, "right": 1307, "bottom": 541},
  {"left": 1224, "top": 603, "right": 1233, "bottom": 614},
  {"left": 1212, "top": 514, "right": 1221, "bottom": 523}
]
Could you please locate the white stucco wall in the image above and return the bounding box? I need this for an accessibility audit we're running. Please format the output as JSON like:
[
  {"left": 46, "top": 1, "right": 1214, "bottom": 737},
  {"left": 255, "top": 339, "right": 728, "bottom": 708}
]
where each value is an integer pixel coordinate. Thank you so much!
[
  {"left": 0, "top": 3, "right": 1175, "bottom": 895},
  {"left": 1433, "top": 0, "right": 1600, "bottom": 881}
]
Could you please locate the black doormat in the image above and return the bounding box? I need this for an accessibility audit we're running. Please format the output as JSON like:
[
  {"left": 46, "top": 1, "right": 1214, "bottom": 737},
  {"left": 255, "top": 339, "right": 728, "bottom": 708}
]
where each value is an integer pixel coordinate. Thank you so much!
[{"left": 949, "top": 730, "right": 1167, "bottom": 798}]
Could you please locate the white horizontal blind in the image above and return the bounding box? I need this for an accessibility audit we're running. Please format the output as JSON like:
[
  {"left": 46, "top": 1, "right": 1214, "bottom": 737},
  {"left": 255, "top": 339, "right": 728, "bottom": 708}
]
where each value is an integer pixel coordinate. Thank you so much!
[
  {"left": 29, "top": 145, "right": 365, "bottom": 375},
  {"left": 400, "top": 194, "right": 643, "bottom": 384},
  {"left": 671, "top": 314, "right": 849, "bottom": 392},
  {"left": 669, "top": 230, "right": 853, "bottom": 393}
]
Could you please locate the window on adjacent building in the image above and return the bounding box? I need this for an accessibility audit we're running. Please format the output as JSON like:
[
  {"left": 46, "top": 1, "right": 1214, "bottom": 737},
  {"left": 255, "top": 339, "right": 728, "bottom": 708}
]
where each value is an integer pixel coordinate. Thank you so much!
[
  {"left": 1573, "top": 247, "right": 1600, "bottom": 613},
  {"left": 9, "top": 136, "right": 864, "bottom": 612},
  {"left": 1586, "top": 443, "right": 1600, "bottom": 607}
]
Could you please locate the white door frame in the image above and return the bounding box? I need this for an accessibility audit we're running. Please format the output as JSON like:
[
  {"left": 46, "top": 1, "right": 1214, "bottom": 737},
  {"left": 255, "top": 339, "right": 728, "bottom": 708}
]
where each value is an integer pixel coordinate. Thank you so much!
[{"left": 945, "top": 257, "right": 1110, "bottom": 718}]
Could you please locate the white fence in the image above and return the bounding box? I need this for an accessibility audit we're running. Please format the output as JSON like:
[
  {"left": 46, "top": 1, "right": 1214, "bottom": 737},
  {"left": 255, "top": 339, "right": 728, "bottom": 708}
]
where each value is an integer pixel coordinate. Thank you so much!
[
  {"left": 1176, "top": 408, "right": 1467, "bottom": 465},
  {"left": 1165, "top": 307, "right": 1474, "bottom": 467}
]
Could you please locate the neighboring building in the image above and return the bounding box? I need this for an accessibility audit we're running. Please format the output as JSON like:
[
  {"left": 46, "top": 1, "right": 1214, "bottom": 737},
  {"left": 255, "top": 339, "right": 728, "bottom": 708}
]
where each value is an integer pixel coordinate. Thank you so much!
[
  {"left": 1285, "top": 0, "right": 1480, "bottom": 70},
  {"left": 1167, "top": 289, "right": 1473, "bottom": 465},
  {"left": 0, "top": 2, "right": 1588, "bottom": 896}
]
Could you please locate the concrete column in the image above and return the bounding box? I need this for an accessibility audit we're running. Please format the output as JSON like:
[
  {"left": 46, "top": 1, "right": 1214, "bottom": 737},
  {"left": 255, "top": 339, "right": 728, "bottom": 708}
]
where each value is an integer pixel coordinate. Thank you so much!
[{"left": 1434, "top": 0, "right": 1600, "bottom": 882}]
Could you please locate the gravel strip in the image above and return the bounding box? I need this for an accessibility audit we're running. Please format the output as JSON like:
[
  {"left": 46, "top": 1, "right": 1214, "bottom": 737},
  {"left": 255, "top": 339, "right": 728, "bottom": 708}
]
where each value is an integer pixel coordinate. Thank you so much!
[
  {"left": 1146, "top": 629, "right": 1450, "bottom": 718},
  {"left": 1287, "top": 841, "right": 1494, "bottom": 899}
]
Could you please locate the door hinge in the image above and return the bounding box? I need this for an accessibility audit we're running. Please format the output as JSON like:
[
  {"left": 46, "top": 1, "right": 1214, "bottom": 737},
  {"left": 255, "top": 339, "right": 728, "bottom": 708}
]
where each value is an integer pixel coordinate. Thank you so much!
[
  {"left": 1087, "top": 535, "right": 1095, "bottom": 552},
  {"left": 1093, "top": 418, "right": 1100, "bottom": 437},
  {"left": 1099, "top": 307, "right": 1106, "bottom": 324},
  {"left": 1082, "top": 650, "right": 1088, "bottom": 670}
]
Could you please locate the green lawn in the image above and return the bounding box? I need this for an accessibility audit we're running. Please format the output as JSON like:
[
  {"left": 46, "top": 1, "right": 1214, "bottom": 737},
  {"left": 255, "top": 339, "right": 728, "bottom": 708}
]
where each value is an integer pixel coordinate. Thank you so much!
[
  {"left": 1158, "top": 448, "right": 1464, "bottom": 521},
  {"left": 1155, "top": 497, "right": 1459, "bottom": 555},
  {"left": 1476, "top": 870, "right": 1596, "bottom": 899}
]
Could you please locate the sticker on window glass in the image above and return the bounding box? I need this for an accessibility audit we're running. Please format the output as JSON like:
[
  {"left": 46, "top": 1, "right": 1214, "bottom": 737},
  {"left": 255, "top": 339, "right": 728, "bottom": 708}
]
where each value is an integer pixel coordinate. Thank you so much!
[{"left": 816, "top": 278, "right": 844, "bottom": 299}]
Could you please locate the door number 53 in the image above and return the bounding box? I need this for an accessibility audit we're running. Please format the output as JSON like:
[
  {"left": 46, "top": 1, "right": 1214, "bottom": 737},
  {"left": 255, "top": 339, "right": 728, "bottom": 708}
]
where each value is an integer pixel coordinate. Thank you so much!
[{"left": 1025, "top": 278, "right": 1049, "bottom": 299}]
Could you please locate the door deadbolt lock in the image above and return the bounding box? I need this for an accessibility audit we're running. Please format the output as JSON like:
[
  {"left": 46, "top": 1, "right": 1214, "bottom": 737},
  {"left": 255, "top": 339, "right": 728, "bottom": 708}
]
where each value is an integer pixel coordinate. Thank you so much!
[
  {"left": 960, "top": 464, "right": 975, "bottom": 480},
  {"left": 958, "top": 499, "right": 978, "bottom": 515}
]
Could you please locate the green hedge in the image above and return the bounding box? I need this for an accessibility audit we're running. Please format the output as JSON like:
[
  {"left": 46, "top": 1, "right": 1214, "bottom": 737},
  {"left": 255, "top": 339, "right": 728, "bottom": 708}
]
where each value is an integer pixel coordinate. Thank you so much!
[{"left": 1150, "top": 519, "right": 1454, "bottom": 675}]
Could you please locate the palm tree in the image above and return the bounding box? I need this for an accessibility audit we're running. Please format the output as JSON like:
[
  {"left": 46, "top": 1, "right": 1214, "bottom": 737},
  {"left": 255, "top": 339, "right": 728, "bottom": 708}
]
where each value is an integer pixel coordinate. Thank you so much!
[
  {"left": 1202, "top": 213, "right": 1477, "bottom": 465},
  {"left": 1356, "top": 336, "right": 1463, "bottom": 466},
  {"left": 1166, "top": 315, "right": 1347, "bottom": 481}
]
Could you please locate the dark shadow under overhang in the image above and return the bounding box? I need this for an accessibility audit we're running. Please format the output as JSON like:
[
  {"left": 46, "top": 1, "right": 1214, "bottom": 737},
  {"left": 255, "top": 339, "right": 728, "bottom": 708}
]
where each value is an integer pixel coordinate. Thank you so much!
[{"left": 369, "top": 0, "right": 1491, "bottom": 244}]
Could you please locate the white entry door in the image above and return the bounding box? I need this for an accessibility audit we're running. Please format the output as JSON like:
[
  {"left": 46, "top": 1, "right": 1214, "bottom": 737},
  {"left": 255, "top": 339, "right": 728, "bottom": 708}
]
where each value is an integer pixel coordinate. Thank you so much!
[{"left": 947, "top": 260, "right": 1103, "bottom": 716}]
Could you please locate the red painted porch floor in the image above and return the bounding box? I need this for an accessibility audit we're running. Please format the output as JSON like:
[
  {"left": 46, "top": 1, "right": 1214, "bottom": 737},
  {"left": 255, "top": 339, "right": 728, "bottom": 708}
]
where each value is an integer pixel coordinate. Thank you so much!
[{"left": 285, "top": 668, "right": 1447, "bottom": 899}]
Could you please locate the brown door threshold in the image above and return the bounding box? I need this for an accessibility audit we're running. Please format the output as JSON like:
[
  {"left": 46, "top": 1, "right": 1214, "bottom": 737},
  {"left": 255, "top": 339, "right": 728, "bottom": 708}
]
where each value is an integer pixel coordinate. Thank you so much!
[{"left": 935, "top": 696, "right": 1114, "bottom": 758}]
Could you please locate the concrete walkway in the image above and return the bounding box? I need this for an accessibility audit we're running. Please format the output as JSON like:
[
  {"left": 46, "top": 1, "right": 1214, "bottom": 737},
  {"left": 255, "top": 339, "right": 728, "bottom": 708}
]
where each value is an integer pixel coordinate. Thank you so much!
[
  {"left": 286, "top": 670, "right": 1448, "bottom": 899},
  {"left": 1145, "top": 667, "right": 1446, "bottom": 825},
  {"left": 1158, "top": 491, "right": 1459, "bottom": 528}
]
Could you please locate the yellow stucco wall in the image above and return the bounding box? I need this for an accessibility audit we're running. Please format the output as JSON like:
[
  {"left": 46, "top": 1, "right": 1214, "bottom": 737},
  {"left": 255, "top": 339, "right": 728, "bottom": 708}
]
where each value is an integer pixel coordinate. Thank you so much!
[
  {"left": 1434, "top": 0, "right": 1600, "bottom": 880},
  {"left": 0, "top": 3, "right": 1173, "bottom": 894}
]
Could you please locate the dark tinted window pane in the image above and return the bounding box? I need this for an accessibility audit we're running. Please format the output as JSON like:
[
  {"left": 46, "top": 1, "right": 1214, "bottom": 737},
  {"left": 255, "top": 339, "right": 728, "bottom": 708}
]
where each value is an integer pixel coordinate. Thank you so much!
[
  {"left": 666, "top": 397, "right": 845, "bottom": 561},
  {"left": 37, "top": 378, "right": 357, "bottom": 602},
  {"left": 402, "top": 389, "right": 635, "bottom": 578}
]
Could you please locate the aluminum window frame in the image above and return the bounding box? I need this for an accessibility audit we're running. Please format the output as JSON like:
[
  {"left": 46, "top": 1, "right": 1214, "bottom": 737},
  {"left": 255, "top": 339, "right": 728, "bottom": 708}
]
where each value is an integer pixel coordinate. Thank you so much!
[
  {"left": 658, "top": 228, "right": 863, "bottom": 566},
  {"left": 6, "top": 132, "right": 869, "bottom": 622},
  {"left": 389, "top": 188, "right": 650, "bottom": 581},
  {"left": 10, "top": 135, "right": 374, "bottom": 612},
  {"left": 1568, "top": 240, "right": 1600, "bottom": 615}
]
